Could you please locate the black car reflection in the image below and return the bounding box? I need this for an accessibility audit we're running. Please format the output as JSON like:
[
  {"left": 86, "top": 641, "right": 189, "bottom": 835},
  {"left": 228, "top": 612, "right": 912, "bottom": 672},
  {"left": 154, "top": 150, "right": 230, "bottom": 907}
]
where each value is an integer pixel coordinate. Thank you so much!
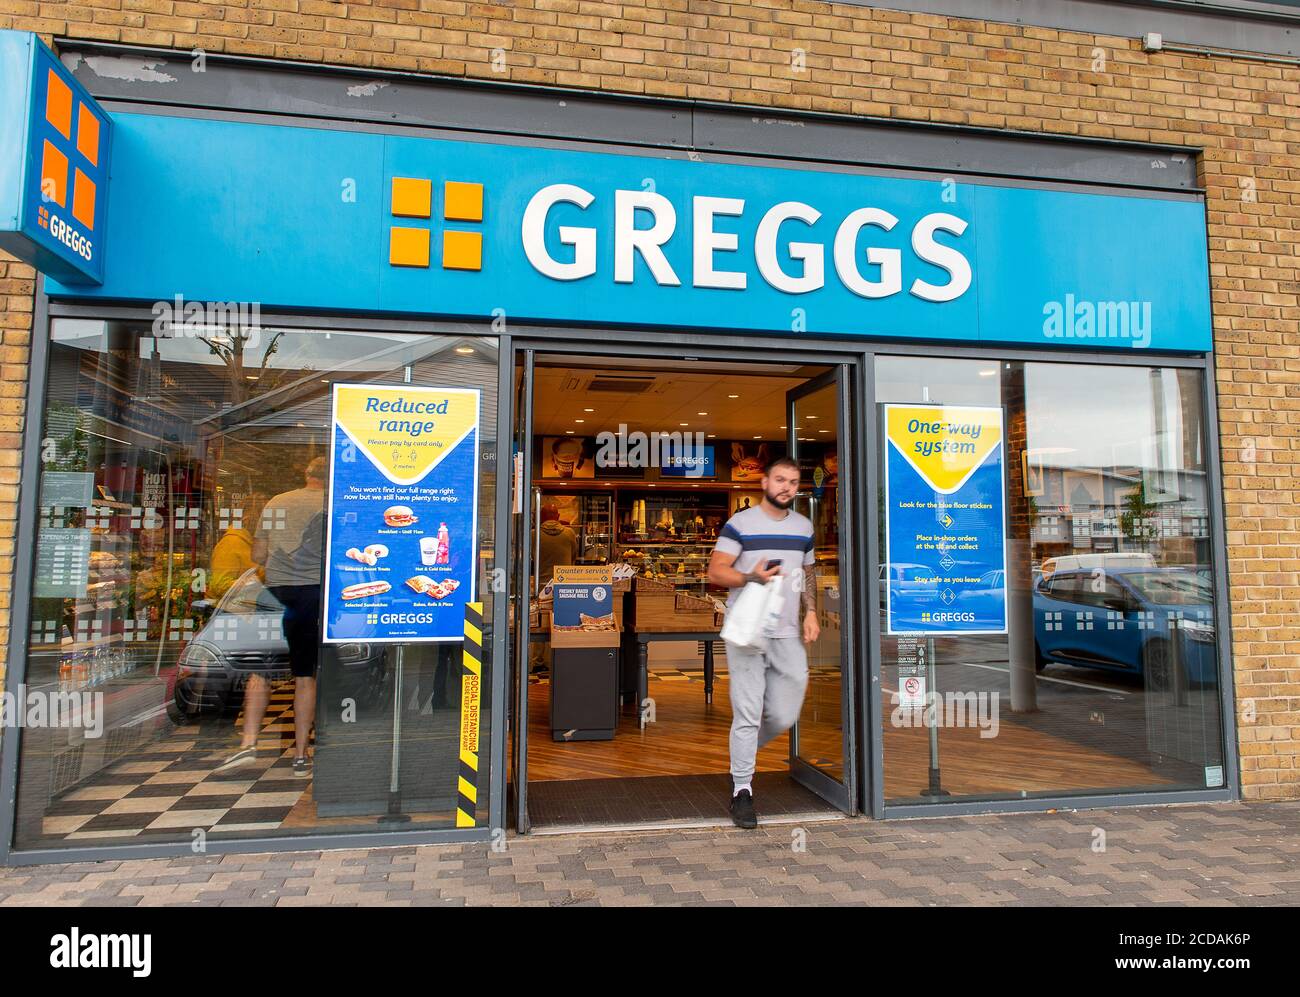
[{"left": 173, "top": 569, "right": 387, "bottom": 717}]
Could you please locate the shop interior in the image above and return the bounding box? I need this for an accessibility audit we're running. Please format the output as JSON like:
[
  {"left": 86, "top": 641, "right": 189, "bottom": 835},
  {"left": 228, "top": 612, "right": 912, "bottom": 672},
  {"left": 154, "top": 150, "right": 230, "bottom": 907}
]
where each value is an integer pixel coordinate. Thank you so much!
[{"left": 520, "top": 355, "right": 848, "bottom": 829}]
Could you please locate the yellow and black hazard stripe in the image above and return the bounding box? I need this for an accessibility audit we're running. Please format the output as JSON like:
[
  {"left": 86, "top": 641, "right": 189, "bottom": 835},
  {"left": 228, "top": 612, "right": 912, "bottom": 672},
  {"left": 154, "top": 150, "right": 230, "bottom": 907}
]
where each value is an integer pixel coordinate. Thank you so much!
[{"left": 456, "top": 601, "right": 484, "bottom": 828}]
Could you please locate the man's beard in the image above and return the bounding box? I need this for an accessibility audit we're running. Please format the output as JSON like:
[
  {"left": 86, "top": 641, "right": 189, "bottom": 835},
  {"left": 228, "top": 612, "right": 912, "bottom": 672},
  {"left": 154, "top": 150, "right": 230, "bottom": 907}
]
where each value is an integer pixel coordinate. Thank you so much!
[{"left": 765, "top": 489, "right": 794, "bottom": 510}]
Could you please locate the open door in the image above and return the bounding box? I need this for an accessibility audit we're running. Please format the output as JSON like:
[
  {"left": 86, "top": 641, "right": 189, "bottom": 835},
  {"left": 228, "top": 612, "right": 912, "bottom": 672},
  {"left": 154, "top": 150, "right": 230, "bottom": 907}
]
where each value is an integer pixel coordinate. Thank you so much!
[
  {"left": 508, "top": 349, "right": 534, "bottom": 832},
  {"left": 786, "top": 365, "right": 857, "bottom": 812}
]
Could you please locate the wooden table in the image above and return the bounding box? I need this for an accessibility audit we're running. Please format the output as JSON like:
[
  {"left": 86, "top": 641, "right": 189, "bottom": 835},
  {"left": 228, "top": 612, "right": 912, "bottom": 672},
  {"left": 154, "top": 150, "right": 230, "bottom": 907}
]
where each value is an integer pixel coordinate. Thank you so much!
[{"left": 623, "top": 626, "right": 723, "bottom": 727}]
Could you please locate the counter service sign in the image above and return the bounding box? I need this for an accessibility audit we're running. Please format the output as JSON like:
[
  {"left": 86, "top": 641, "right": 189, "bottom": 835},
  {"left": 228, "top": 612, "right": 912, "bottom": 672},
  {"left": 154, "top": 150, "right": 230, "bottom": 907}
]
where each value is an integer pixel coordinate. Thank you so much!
[
  {"left": 885, "top": 404, "right": 1006, "bottom": 635},
  {"left": 551, "top": 565, "right": 619, "bottom": 648},
  {"left": 323, "top": 383, "right": 480, "bottom": 643}
]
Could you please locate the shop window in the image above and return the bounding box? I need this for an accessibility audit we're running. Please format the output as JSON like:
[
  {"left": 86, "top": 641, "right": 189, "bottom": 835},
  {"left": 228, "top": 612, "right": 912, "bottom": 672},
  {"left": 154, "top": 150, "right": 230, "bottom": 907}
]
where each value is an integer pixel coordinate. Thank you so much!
[
  {"left": 877, "top": 356, "right": 1226, "bottom": 804},
  {"left": 12, "top": 319, "right": 498, "bottom": 850}
]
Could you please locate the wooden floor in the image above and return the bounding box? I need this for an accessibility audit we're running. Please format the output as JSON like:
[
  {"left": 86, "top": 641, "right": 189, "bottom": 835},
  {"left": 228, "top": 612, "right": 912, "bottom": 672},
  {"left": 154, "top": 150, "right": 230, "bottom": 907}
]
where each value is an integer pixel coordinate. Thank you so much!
[
  {"left": 526, "top": 673, "right": 792, "bottom": 781},
  {"left": 527, "top": 667, "right": 1176, "bottom": 800},
  {"left": 880, "top": 722, "right": 1175, "bottom": 799}
]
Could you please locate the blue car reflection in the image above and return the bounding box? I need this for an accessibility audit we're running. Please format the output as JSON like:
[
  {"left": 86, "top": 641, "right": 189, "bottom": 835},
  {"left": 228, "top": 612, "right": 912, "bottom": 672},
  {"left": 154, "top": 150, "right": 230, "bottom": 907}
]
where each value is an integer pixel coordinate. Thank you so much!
[{"left": 1033, "top": 565, "right": 1216, "bottom": 688}]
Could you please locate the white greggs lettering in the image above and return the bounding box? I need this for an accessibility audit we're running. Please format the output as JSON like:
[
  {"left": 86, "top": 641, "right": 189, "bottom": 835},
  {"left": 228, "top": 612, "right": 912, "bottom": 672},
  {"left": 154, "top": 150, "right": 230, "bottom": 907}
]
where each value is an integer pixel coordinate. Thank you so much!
[
  {"left": 521, "top": 184, "right": 971, "bottom": 302},
  {"left": 47, "top": 213, "right": 93, "bottom": 262}
]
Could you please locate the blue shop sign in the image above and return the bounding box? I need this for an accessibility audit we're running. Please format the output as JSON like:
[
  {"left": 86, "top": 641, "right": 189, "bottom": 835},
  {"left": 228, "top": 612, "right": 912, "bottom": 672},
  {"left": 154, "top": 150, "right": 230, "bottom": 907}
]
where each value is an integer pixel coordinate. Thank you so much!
[
  {"left": 0, "top": 31, "right": 111, "bottom": 284},
  {"left": 47, "top": 111, "right": 1211, "bottom": 351}
]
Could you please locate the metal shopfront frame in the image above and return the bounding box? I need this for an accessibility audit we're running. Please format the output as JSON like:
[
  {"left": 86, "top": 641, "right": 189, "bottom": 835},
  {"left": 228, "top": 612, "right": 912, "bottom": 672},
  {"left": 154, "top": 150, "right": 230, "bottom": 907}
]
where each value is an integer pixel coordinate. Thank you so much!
[
  {"left": 0, "top": 308, "right": 1238, "bottom": 864},
  {"left": 0, "top": 42, "right": 1239, "bottom": 864}
]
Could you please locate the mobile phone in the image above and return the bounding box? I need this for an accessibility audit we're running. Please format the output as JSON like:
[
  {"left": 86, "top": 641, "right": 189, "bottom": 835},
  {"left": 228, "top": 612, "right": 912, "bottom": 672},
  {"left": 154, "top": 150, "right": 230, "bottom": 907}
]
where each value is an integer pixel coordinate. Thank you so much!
[{"left": 764, "top": 559, "right": 781, "bottom": 572}]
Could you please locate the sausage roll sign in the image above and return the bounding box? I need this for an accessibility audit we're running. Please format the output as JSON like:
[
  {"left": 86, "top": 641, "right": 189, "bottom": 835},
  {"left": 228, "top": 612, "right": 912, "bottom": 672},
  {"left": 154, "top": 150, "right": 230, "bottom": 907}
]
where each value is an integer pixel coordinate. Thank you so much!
[{"left": 322, "top": 383, "right": 480, "bottom": 643}]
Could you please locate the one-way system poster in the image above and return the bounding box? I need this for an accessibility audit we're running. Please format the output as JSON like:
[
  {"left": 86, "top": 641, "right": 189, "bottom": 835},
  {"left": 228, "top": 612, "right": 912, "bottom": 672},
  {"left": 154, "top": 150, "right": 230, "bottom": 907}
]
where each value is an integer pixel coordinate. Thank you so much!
[
  {"left": 884, "top": 404, "right": 1007, "bottom": 636},
  {"left": 323, "top": 383, "right": 480, "bottom": 644}
]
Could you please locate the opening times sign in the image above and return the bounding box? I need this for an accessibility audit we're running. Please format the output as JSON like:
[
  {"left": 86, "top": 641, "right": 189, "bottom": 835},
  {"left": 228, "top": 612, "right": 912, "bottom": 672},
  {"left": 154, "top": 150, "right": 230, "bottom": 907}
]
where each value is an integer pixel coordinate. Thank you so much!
[
  {"left": 885, "top": 404, "right": 1007, "bottom": 635},
  {"left": 323, "top": 383, "right": 480, "bottom": 644}
]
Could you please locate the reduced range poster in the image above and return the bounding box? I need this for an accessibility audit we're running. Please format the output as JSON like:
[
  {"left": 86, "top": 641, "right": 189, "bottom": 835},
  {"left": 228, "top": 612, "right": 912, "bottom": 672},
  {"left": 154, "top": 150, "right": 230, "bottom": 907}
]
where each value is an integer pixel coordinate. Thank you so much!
[
  {"left": 884, "top": 404, "right": 1007, "bottom": 636},
  {"left": 323, "top": 383, "right": 480, "bottom": 644}
]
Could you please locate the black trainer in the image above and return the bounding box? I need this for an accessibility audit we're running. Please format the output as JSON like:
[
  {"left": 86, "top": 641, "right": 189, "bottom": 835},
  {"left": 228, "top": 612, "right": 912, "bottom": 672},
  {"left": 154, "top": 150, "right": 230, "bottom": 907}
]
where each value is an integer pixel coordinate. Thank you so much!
[{"left": 730, "top": 788, "right": 757, "bottom": 829}]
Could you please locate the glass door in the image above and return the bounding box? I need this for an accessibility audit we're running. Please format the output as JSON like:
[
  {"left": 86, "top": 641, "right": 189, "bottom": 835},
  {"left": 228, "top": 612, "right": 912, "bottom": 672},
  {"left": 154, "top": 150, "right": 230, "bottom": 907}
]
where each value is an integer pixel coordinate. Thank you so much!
[
  {"left": 786, "top": 366, "right": 857, "bottom": 812},
  {"left": 508, "top": 350, "right": 534, "bottom": 832}
]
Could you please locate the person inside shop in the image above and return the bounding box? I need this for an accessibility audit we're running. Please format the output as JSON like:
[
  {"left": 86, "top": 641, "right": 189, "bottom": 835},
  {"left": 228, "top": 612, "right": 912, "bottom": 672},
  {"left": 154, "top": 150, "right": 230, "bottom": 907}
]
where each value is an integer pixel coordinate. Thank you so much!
[
  {"left": 537, "top": 504, "right": 578, "bottom": 581},
  {"left": 531, "top": 504, "right": 579, "bottom": 674},
  {"left": 707, "top": 456, "right": 820, "bottom": 829},
  {"left": 208, "top": 491, "right": 266, "bottom": 601},
  {"left": 217, "top": 458, "right": 327, "bottom": 777}
]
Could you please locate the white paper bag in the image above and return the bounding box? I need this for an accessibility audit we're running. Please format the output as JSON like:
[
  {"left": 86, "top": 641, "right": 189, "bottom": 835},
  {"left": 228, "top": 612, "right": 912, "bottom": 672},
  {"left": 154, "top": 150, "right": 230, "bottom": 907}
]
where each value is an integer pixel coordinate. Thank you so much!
[
  {"left": 720, "top": 579, "right": 776, "bottom": 648},
  {"left": 760, "top": 575, "right": 786, "bottom": 637}
]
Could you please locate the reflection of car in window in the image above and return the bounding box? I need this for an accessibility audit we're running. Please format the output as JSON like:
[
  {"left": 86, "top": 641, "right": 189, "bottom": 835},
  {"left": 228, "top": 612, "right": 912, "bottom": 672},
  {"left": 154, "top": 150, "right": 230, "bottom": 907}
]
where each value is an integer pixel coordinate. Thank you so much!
[
  {"left": 174, "top": 569, "right": 387, "bottom": 717},
  {"left": 877, "top": 562, "right": 939, "bottom": 607},
  {"left": 1033, "top": 565, "right": 1216, "bottom": 689}
]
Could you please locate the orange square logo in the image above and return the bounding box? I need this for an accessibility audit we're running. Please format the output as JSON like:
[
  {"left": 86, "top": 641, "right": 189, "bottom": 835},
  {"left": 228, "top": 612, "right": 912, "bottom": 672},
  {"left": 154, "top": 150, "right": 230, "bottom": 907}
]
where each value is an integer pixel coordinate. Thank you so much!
[
  {"left": 442, "top": 230, "right": 482, "bottom": 271},
  {"left": 389, "top": 227, "right": 430, "bottom": 268},
  {"left": 391, "top": 177, "right": 432, "bottom": 219},
  {"left": 444, "top": 181, "right": 483, "bottom": 222},
  {"left": 76, "top": 104, "right": 100, "bottom": 167},
  {"left": 45, "top": 69, "right": 72, "bottom": 140},
  {"left": 72, "top": 169, "right": 97, "bottom": 230},
  {"left": 40, "top": 140, "right": 68, "bottom": 208}
]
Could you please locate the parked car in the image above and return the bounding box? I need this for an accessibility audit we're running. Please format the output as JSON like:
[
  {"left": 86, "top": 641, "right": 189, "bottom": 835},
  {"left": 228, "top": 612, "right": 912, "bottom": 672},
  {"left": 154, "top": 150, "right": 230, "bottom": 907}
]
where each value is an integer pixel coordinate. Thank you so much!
[
  {"left": 877, "top": 562, "right": 939, "bottom": 609},
  {"left": 173, "top": 569, "right": 388, "bottom": 717},
  {"left": 1040, "top": 551, "right": 1156, "bottom": 578},
  {"left": 1033, "top": 565, "right": 1216, "bottom": 688}
]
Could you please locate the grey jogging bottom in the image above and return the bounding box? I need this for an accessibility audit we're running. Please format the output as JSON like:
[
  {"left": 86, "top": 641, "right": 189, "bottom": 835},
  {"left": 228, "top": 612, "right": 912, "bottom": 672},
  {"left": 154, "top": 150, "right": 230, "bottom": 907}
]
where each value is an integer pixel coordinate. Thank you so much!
[{"left": 725, "top": 636, "right": 809, "bottom": 788}]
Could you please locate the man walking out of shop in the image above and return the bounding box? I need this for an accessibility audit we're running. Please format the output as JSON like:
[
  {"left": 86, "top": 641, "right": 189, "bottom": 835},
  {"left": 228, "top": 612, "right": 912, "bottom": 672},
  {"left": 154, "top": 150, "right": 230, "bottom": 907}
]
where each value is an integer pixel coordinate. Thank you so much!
[{"left": 708, "top": 457, "right": 820, "bottom": 828}]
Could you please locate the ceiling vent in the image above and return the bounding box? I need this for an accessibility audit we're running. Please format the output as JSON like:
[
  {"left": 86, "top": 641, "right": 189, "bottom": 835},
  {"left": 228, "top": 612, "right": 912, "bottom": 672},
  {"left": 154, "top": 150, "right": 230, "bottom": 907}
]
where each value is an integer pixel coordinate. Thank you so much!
[{"left": 585, "top": 375, "right": 657, "bottom": 394}]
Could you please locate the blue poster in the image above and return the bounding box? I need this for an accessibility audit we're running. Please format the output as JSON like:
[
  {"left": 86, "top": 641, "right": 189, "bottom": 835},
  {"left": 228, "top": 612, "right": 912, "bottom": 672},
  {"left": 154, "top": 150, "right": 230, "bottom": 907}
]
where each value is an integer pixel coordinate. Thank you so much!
[
  {"left": 322, "top": 383, "right": 480, "bottom": 644},
  {"left": 550, "top": 565, "right": 618, "bottom": 648},
  {"left": 660, "top": 444, "right": 715, "bottom": 478},
  {"left": 884, "top": 404, "right": 1007, "bottom": 635}
]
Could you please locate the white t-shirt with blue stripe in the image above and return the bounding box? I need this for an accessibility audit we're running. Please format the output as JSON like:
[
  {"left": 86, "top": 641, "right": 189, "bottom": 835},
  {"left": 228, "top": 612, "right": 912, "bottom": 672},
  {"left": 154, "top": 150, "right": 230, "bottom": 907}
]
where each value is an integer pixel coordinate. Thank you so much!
[{"left": 713, "top": 505, "right": 815, "bottom": 638}]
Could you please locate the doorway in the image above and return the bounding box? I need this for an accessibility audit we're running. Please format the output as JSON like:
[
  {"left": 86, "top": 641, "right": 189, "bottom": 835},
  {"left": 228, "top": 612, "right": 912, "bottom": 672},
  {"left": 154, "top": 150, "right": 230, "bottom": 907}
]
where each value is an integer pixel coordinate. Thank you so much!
[{"left": 507, "top": 347, "right": 859, "bottom": 831}]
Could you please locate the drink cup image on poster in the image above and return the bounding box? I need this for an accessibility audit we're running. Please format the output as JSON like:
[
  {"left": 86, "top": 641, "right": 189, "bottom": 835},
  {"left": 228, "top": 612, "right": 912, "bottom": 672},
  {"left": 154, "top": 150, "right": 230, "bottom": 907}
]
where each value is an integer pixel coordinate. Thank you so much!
[
  {"left": 322, "top": 383, "right": 480, "bottom": 643},
  {"left": 884, "top": 404, "right": 1007, "bottom": 635}
]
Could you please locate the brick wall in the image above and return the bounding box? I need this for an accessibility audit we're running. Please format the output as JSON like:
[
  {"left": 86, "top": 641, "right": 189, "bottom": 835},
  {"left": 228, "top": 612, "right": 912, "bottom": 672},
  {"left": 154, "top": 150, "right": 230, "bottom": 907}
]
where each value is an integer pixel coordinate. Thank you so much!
[{"left": 0, "top": 0, "right": 1295, "bottom": 800}]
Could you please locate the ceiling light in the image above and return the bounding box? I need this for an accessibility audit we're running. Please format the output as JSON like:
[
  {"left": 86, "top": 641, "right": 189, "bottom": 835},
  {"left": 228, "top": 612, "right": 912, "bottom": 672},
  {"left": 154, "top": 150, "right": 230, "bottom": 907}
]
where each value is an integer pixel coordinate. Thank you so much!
[
  {"left": 565, "top": 430, "right": 574, "bottom": 435},
  {"left": 584, "top": 408, "right": 594, "bottom": 412},
  {"left": 818, "top": 429, "right": 829, "bottom": 434},
  {"left": 728, "top": 394, "right": 739, "bottom": 399},
  {"left": 575, "top": 419, "right": 585, "bottom": 423},
  {"left": 978, "top": 368, "right": 997, "bottom": 377},
  {"left": 752, "top": 435, "right": 762, "bottom": 440},
  {"left": 454, "top": 346, "right": 475, "bottom": 355},
  {"left": 697, "top": 411, "right": 708, "bottom": 415},
  {"left": 680, "top": 422, "right": 688, "bottom": 427}
]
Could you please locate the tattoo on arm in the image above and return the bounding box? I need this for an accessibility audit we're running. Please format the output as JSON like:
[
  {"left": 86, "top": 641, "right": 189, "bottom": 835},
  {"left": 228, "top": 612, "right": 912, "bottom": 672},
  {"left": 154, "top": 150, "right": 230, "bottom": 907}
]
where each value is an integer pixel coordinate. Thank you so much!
[{"left": 800, "top": 564, "right": 817, "bottom": 617}]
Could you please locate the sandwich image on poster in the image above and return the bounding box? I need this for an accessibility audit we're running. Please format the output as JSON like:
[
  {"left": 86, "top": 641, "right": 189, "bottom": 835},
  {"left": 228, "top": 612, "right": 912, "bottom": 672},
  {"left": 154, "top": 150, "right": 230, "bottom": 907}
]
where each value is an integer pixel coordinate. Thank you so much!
[
  {"left": 323, "top": 383, "right": 480, "bottom": 643},
  {"left": 884, "top": 404, "right": 1007, "bottom": 636}
]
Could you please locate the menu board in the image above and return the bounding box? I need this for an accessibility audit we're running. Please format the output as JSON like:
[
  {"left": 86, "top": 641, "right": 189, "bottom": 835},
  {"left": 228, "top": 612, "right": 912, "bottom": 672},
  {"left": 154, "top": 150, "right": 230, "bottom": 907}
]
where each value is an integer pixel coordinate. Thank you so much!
[
  {"left": 322, "top": 383, "right": 480, "bottom": 644},
  {"left": 34, "top": 527, "right": 91, "bottom": 598}
]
